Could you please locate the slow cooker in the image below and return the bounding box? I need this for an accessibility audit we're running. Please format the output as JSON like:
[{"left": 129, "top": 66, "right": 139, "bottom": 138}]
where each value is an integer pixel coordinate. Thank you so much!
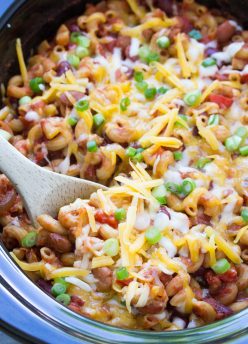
[{"left": 0, "top": 1, "right": 248, "bottom": 343}]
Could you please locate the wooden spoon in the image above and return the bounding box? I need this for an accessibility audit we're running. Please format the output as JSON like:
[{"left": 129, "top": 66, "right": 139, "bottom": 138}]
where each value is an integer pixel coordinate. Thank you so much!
[{"left": 0, "top": 135, "right": 107, "bottom": 226}]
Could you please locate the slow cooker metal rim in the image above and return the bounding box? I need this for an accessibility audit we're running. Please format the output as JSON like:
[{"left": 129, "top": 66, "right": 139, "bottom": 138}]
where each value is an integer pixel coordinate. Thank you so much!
[{"left": 0, "top": 1, "right": 248, "bottom": 343}]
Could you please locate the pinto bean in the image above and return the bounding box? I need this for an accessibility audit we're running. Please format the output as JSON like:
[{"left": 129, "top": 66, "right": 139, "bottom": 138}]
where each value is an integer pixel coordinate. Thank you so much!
[
  {"left": 216, "top": 21, "right": 236, "bottom": 44},
  {"left": 138, "top": 299, "right": 166, "bottom": 315},
  {"left": 92, "top": 267, "right": 113, "bottom": 292},
  {"left": 48, "top": 233, "right": 72, "bottom": 253}
]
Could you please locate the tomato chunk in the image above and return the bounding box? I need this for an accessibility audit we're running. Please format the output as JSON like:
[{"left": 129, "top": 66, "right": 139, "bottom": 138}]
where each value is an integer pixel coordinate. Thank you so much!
[
  {"left": 95, "top": 210, "right": 118, "bottom": 229},
  {"left": 209, "top": 94, "right": 233, "bottom": 109}
]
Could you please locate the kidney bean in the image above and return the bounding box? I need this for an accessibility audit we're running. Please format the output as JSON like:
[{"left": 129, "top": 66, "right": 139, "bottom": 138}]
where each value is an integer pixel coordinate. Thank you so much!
[
  {"left": 60, "top": 91, "right": 85, "bottom": 106},
  {"left": 92, "top": 267, "right": 113, "bottom": 292},
  {"left": 204, "top": 270, "right": 222, "bottom": 293},
  {"left": 26, "top": 248, "right": 39, "bottom": 263},
  {"left": 0, "top": 189, "right": 16, "bottom": 216},
  {"left": 56, "top": 61, "right": 72, "bottom": 76},
  {"left": 216, "top": 21, "right": 236, "bottom": 44},
  {"left": 142, "top": 29, "right": 154, "bottom": 42},
  {"left": 1, "top": 231, "right": 19, "bottom": 250},
  {"left": 138, "top": 300, "right": 166, "bottom": 315},
  {"left": 68, "top": 23, "right": 81, "bottom": 33},
  {"left": 160, "top": 272, "right": 173, "bottom": 286},
  {"left": 69, "top": 295, "right": 85, "bottom": 313},
  {"left": 48, "top": 233, "right": 72, "bottom": 254},
  {"left": 204, "top": 297, "right": 233, "bottom": 319},
  {"left": 37, "top": 279, "right": 52, "bottom": 294},
  {"left": 116, "top": 35, "right": 131, "bottom": 53},
  {"left": 153, "top": 0, "right": 173, "bottom": 16}
]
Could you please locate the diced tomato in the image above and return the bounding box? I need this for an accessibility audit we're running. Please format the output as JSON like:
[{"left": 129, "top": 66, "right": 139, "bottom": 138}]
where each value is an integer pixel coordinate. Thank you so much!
[
  {"left": 241, "top": 74, "right": 248, "bottom": 84},
  {"left": 209, "top": 94, "right": 233, "bottom": 109},
  {"left": 95, "top": 210, "right": 118, "bottom": 229},
  {"left": 219, "top": 267, "right": 238, "bottom": 283},
  {"left": 116, "top": 278, "right": 133, "bottom": 287}
]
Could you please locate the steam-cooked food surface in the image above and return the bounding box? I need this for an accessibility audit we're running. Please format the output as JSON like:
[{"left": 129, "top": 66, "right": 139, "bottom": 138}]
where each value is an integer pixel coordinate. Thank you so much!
[{"left": 1, "top": 0, "right": 248, "bottom": 331}]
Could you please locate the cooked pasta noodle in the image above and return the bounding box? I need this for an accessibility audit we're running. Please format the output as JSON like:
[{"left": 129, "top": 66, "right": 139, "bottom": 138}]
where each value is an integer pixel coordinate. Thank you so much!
[{"left": 0, "top": 0, "right": 248, "bottom": 331}]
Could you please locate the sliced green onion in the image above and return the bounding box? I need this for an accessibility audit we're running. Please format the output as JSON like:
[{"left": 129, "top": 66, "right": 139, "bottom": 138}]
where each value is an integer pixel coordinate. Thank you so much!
[
  {"left": 75, "top": 99, "right": 89, "bottom": 112},
  {"left": 175, "top": 114, "right": 188, "bottom": 127},
  {"left": 235, "top": 126, "right": 248, "bottom": 139},
  {"left": 87, "top": 140, "right": 98, "bottom": 152},
  {"left": 19, "top": 96, "right": 32, "bottom": 106},
  {"left": 138, "top": 46, "right": 159, "bottom": 64},
  {"left": 211, "top": 258, "right": 230, "bottom": 274},
  {"left": 116, "top": 267, "right": 129, "bottom": 280},
  {"left": 196, "top": 157, "right": 212, "bottom": 169},
  {"left": 181, "top": 178, "right": 196, "bottom": 196},
  {"left": 188, "top": 29, "right": 202, "bottom": 41},
  {"left": 70, "top": 32, "right": 81, "bottom": 44},
  {"left": 138, "top": 46, "right": 149, "bottom": 60},
  {"left": 208, "top": 114, "right": 219, "bottom": 126},
  {"left": 70, "top": 33, "right": 90, "bottom": 47},
  {"left": 184, "top": 90, "right": 201, "bottom": 107},
  {"left": 75, "top": 46, "right": 89, "bottom": 59},
  {"left": 157, "top": 86, "right": 169, "bottom": 95},
  {"left": 165, "top": 182, "right": 181, "bottom": 195},
  {"left": 202, "top": 58, "right": 216, "bottom": 67},
  {"left": 93, "top": 113, "right": 105, "bottom": 127},
  {"left": 67, "top": 54, "right": 80, "bottom": 68},
  {"left": 126, "top": 146, "right": 137, "bottom": 157},
  {"left": 135, "top": 81, "right": 148, "bottom": 92},
  {"left": 145, "top": 227, "right": 162, "bottom": 245},
  {"left": 77, "top": 36, "right": 90, "bottom": 48},
  {"left": 225, "top": 135, "right": 242, "bottom": 152},
  {"left": 146, "top": 51, "right": 160, "bottom": 64},
  {"left": 173, "top": 151, "right": 183, "bottom": 161},
  {"left": 54, "top": 277, "right": 69, "bottom": 288},
  {"left": 239, "top": 145, "right": 248, "bottom": 156},
  {"left": 67, "top": 116, "right": 78, "bottom": 126},
  {"left": 134, "top": 71, "right": 144, "bottom": 82},
  {"left": 120, "top": 97, "right": 131, "bottom": 111},
  {"left": 156, "top": 36, "right": 170, "bottom": 49},
  {"left": 114, "top": 208, "right": 126, "bottom": 221},
  {"left": 29, "top": 77, "right": 44, "bottom": 93},
  {"left": 0, "top": 129, "right": 12, "bottom": 141},
  {"left": 132, "top": 152, "right": 143, "bottom": 162},
  {"left": 51, "top": 283, "right": 67, "bottom": 297},
  {"left": 21, "top": 231, "right": 38, "bottom": 248},
  {"left": 144, "top": 87, "right": 157, "bottom": 100},
  {"left": 103, "top": 238, "right": 119, "bottom": 256},
  {"left": 56, "top": 293, "right": 71, "bottom": 306},
  {"left": 241, "top": 208, "right": 248, "bottom": 222},
  {"left": 152, "top": 185, "right": 167, "bottom": 205}
]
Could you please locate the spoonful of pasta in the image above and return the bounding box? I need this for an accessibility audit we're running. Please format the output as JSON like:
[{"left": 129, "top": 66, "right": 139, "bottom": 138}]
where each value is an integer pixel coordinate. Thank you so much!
[{"left": 0, "top": 131, "right": 107, "bottom": 226}]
